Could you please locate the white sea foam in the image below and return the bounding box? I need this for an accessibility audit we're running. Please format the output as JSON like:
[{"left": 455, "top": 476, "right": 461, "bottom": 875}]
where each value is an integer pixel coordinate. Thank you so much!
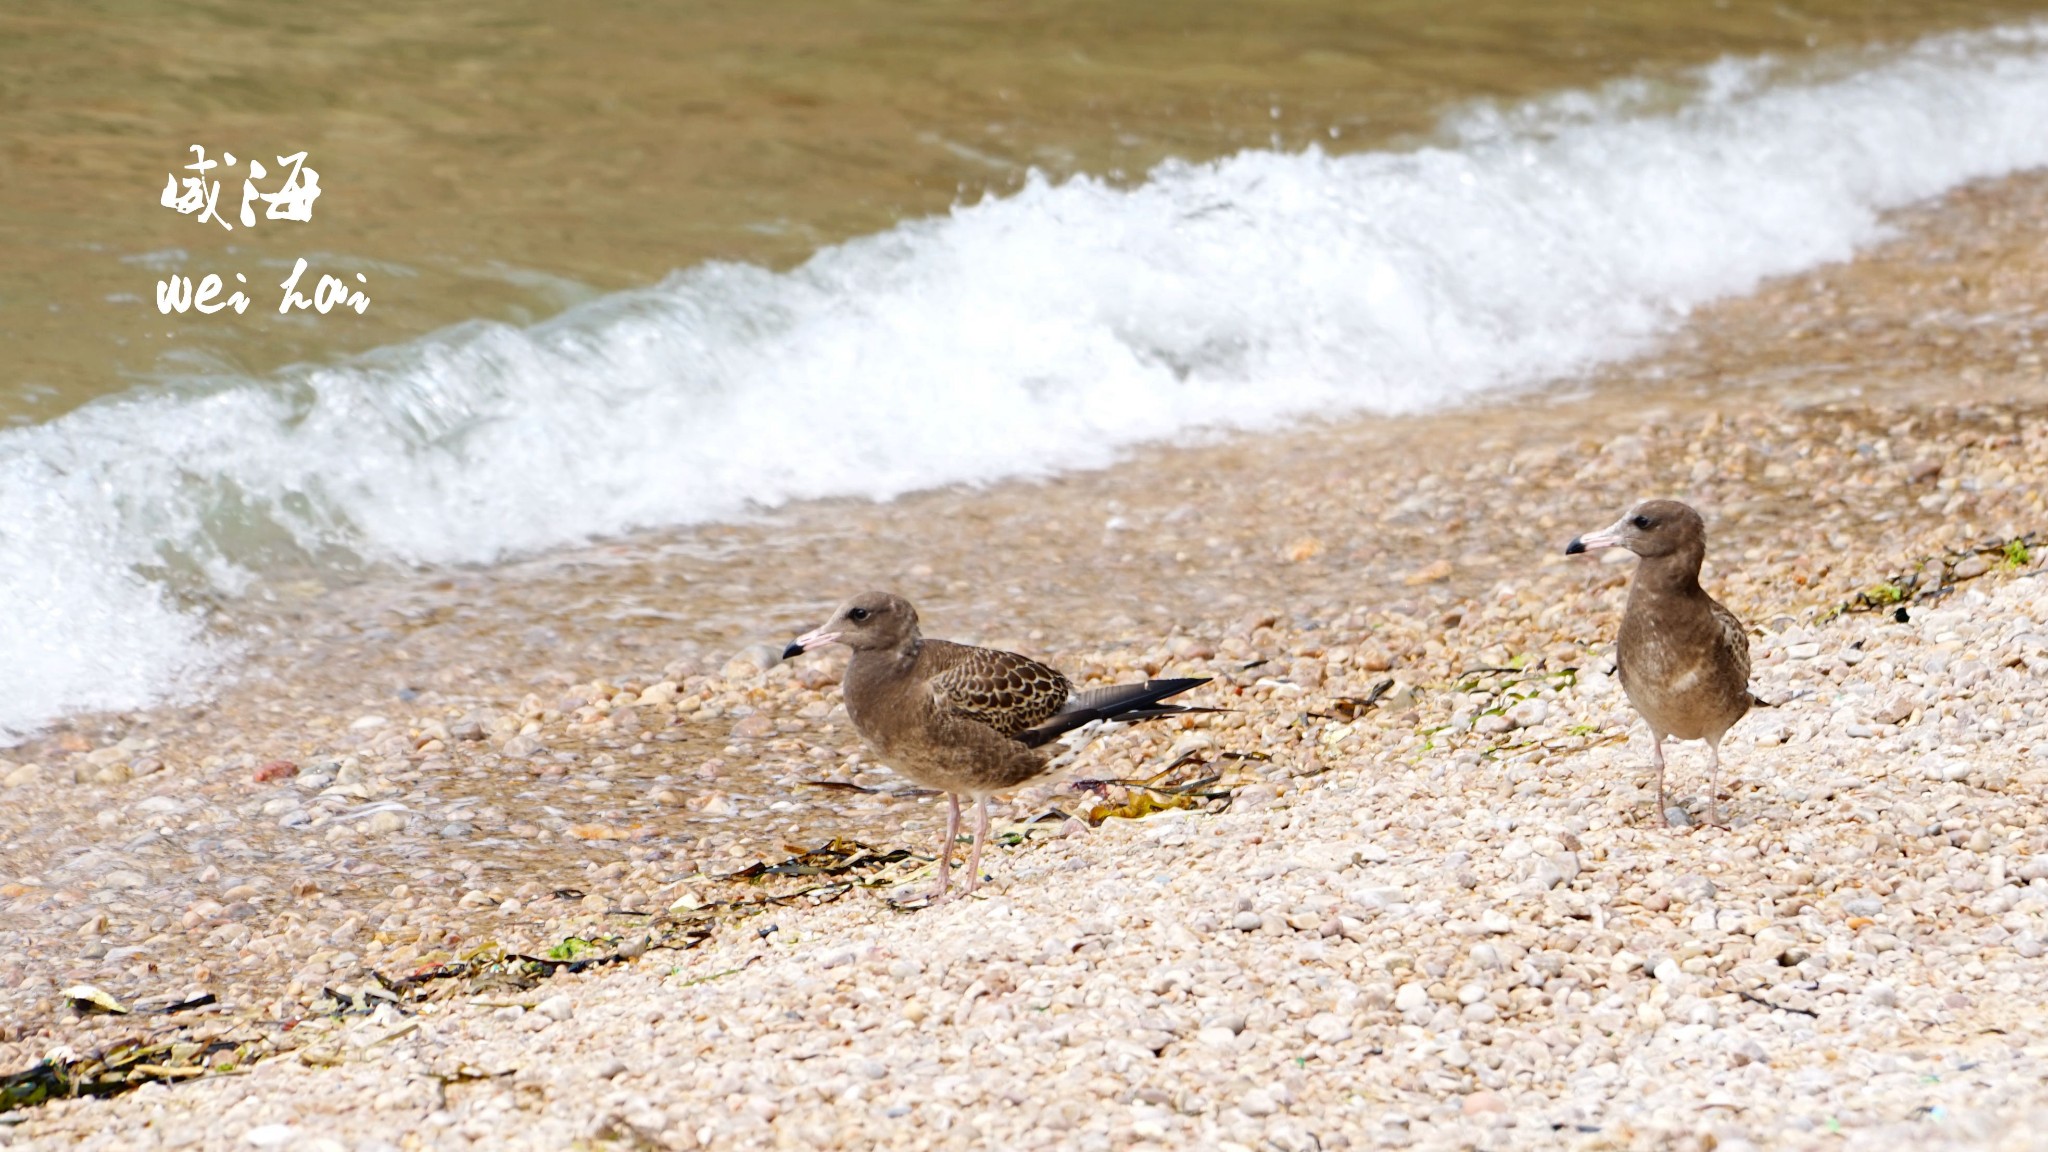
[{"left": 5, "top": 23, "right": 2048, "bottom": 741}]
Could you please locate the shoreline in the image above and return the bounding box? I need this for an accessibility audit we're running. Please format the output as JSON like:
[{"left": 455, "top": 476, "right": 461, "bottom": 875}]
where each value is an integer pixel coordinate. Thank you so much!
[{"left": 4, "top": 170, "right": 2048, "bottom": 1148}]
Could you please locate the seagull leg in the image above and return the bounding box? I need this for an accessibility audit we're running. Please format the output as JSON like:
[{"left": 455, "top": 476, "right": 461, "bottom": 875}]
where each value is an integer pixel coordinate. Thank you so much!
[
  {"left": 930, "top": 793, "right": 961, "bottom": 902},
  {"left": 963, "top": 795, "right": 991, "bottom": 894},
  {"left": 1705, "top": 739, "right": 1723, "bottom": 827},
  {"left": 1649, "top": 731, "right": 1670, "bottom": 826}
]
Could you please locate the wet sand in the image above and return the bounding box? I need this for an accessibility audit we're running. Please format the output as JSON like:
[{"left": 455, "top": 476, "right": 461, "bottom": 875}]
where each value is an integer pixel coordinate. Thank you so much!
[{"left": 2, "top": 170, "right": 2048, "bottom": 1147}]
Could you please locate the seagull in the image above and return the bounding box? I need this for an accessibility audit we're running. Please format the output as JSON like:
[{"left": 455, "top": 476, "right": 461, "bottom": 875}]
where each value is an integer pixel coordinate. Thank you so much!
[
  {"left": 783, "top": 591, "right": 1211, "bottom": 901},
  {"left": 1567, "top": 499, "right": 1765, "bottom": 825}
]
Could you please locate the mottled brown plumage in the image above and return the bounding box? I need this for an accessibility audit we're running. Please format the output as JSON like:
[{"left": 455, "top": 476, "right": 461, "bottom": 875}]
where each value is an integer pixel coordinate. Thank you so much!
[
  {"left": 922, "top": 643, "right": 1073, "bottom": 745},
  {"left": 783, "top": 592, "right": 1210, "bottom": 901},
  {"left": 1568, "top": 500, "right": 1761, "bottom": 825}
]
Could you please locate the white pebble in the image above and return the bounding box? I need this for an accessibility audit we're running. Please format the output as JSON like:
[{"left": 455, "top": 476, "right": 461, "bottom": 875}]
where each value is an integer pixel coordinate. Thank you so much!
[{"left": 1305, "top": 1012, "right": 1352, "bottom": 1043}]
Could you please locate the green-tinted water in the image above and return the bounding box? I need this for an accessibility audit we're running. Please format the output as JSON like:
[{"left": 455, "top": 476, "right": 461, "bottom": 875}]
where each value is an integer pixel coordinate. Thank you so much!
[{"left": 2, "top": 0, "right": 2041, "bottom": 423}]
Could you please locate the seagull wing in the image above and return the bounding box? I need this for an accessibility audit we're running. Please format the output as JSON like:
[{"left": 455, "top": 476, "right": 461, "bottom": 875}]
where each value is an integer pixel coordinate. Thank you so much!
[
  {"left": 1709, "top": 597, "right": 1753, "bottom": 688},
  {"left": 920, "top": 640, "right": 1073, "bottom": 740}
]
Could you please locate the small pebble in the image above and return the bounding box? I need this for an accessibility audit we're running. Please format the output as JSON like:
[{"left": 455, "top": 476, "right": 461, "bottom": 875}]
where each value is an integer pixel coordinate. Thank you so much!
[{"left": 1238, "top": 1090, "right": 1278, "bottom": 1118}]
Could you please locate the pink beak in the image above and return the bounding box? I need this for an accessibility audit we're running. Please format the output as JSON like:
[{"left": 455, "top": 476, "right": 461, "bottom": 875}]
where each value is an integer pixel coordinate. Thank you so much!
[{"left": 781, "top": 626, "right": 841, "bottom": 660}]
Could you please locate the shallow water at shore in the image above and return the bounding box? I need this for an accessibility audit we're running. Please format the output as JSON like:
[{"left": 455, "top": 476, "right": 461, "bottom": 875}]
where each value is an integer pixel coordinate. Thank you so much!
[{"left": 6, "top": 0, "right": 2043, "bottom": 424}]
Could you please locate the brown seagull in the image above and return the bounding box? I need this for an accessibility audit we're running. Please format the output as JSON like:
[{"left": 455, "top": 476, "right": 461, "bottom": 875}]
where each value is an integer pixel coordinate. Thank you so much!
[
  {"left": 1567, "top": 499, "right": 1764, "bottom": 825},
  {"left": 783, "top": 592, "right": 1211, "bottom": 901}
]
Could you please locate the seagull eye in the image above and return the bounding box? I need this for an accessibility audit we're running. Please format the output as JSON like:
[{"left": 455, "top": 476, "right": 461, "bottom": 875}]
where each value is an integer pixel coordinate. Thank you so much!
[
  {"left": 1630, "top": 514, "right": 1652, "bottom": 529},
  {"left": 848, "top": 607, "right": 870, "bottom": 622}
]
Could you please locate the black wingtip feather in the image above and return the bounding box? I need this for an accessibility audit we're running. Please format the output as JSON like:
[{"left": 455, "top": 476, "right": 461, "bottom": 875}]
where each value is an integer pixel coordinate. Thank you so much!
[{"left": 1015, "top": 677, "right": 1215, "bottom": 748}]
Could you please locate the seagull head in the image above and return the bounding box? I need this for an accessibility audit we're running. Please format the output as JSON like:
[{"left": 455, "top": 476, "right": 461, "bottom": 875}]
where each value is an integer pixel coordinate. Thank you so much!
[
  {"left": 783, "top": 591, "right": 920, "bottom": 659},
  {"left": 1566, "top": 499, "right": 1705, "bottom": 560}
]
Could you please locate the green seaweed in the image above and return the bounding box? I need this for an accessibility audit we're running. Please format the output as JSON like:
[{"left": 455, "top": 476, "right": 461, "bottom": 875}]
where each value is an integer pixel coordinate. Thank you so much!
[
  {"left": 1829, "top": 532, "right": 2042, "bottom": 620},
  {"left": 544, "top": 936, "right": 602, "bottom": 962}
]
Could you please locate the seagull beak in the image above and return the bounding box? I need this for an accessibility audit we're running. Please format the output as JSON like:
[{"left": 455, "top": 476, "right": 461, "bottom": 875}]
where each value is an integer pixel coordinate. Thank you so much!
[
  {"left": 782, "top": 627, "right": 841, "bottom": 660},
  {"left": 1566, "top": 521, "right": 1626, "bottom": 555}
]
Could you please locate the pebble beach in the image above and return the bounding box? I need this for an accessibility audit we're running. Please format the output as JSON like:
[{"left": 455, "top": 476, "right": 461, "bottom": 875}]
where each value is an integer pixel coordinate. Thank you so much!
[{"left": 4, "top": 167, "right": 2048, "bottom": 1150}]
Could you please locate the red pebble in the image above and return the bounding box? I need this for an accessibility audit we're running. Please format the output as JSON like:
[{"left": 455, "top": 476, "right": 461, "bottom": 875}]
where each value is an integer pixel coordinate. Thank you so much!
[{"left": 253, "top": 760, "right": 299, "bottom": 782}]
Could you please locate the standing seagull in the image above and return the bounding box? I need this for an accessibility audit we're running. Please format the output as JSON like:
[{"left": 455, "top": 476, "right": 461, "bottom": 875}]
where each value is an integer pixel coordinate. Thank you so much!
[
  {"left": 1566, "top": 500, "right": 1764, "bottom": 826},
  {"left": 783, "top": 592, "right": 1211, "bottom": 902}
]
